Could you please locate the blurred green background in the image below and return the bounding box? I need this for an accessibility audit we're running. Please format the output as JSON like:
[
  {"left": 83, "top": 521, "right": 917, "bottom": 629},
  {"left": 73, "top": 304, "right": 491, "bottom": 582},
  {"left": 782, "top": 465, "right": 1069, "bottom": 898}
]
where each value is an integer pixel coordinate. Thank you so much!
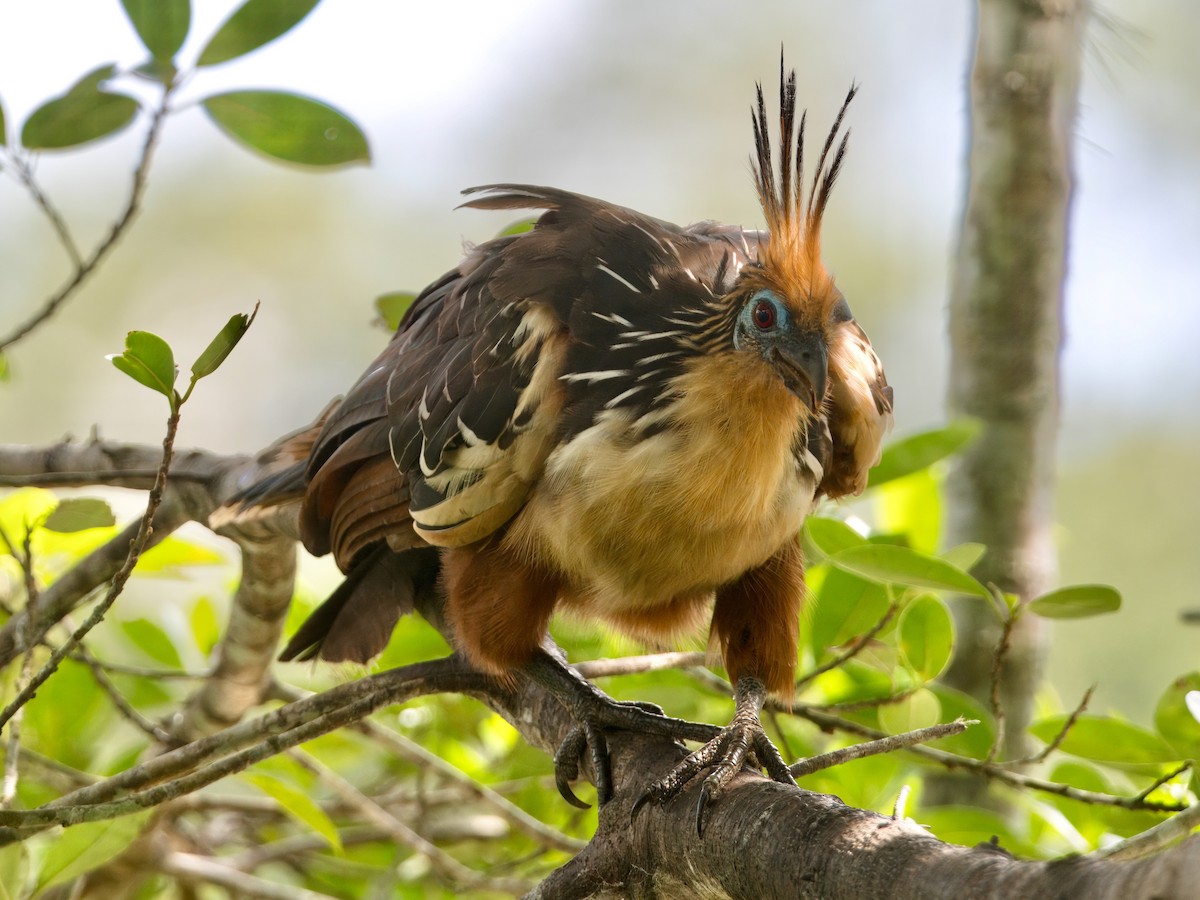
[{"left": 1, "top": 1, "right": 1196, "bottom": 727}]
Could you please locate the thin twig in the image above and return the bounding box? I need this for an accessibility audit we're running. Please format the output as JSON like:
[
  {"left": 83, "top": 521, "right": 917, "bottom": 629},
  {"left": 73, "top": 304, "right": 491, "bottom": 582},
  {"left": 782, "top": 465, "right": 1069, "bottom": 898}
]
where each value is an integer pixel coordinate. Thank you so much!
[
  {"left": 1007, "top": 684, "right": 1094, "bottom": 766},
  {"left": 9, "top": 154, "right": 82, "bottom": 267},
  {"left": 160, "top": 851, "right": 333, "bottom": 900},
  {"left": 790, "top": 719, "right": 975, "bottom": 778},
  {"left": 794, "top": 602, "right": 900, "bottom": 691},
  {"left": 70, "top": 632, "right": 172, "bottom": 743},
  {"left": 291, "top": 749, "right": 533, "bottom": 895},
  {"left": 0, "top": 408, "right": 180, "bottom": 732},
  {"left": 575, "top": 651, "right": 706, "bottom": 679},
  {"left": 0, "top": 526, "right": 39, "bottom": 808},
  {"left": 1135, "top": 762, "right": 1192, "bottom": 803},
  {"left": 0, "top": 79, "right": 176, "bottom": 352},
  {"left": 986, "top": 595, "right": 1018, "bottom": 763}
]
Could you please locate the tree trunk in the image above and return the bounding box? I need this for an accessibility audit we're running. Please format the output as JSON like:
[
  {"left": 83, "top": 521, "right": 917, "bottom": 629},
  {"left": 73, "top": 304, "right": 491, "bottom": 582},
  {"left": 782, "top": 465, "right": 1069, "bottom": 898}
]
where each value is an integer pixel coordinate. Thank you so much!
[{"left": 941, "top": 0, "right": 1082, "bottom": 784}]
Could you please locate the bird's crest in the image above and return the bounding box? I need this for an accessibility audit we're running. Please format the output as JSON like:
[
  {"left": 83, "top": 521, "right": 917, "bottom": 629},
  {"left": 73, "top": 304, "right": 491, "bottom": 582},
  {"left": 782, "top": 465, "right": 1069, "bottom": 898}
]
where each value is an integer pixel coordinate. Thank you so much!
[{"left": 751, "top": 61, "right": 856, "bottom": 307}]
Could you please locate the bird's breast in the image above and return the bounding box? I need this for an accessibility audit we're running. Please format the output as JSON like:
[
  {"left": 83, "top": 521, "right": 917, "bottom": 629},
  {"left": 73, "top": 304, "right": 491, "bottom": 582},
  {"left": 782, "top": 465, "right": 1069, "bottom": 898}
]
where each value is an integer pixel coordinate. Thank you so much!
[{"left": 504, "top": 353, "right": 819, "bottom": 625}]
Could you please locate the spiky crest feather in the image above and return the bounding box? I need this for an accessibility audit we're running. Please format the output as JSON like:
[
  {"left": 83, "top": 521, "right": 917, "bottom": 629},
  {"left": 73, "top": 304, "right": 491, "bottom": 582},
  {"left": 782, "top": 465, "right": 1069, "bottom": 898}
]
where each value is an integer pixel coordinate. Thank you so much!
[{"left": 751, "top": 59, "right": 856, "bottom": 313}]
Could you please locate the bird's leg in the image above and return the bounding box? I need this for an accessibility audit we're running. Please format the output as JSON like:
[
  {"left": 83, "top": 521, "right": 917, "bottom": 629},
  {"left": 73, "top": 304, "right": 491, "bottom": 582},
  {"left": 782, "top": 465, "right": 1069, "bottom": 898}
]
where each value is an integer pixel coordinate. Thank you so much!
[
  {"left": 523, "top": 647, "right": 717, "bottom": 807},
  {"left": 632, "top": 675, "right": 797, "bottom": 835}
]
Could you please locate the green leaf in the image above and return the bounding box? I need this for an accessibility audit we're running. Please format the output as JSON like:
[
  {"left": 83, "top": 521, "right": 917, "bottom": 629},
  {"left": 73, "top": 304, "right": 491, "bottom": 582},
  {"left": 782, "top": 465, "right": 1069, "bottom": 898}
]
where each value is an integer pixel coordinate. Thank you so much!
[
  {"left": 202, "top": 89, "right": 369, "bottom": 167},
  {"left": 1154, "top": 673, "right": 1200, "bottom": 760},
  {"left": 898, "top": 593, "right": 954, "bottom": 681},
  {"left": 0, "top": 95, "right": 7, "bottom": 147},
  {"left": 804, "top": 516, "right": 867, "bottom": 558},
  {"left": 876, "top": 466, "right": 941, "bottom": 554},
  {"left": 928, "top": 685, "right": 995, "bottom": 758},
  {"left": 135, "top": 534, "right": 224, "bottom": 574},
  {"left": 1027, "top": 584, "right": 1121, "bottom": 619},
  {"left": 375, "top": 291, "right": 416, "bottom": 332},
  {"left": 0, "top": 352, "right": 10, "bottom": 381},
  {"left": 190, "top": 596, "right": 221, "bottom": 656},
  {"left": 191, "top": 304, "right": 258, "bottom": 381},
  {"left": 1029, "top": 714, "right": 1177, "bottom": 764},
  {"left": 197, "top": 0, "right": 322, "bottom": 67},
  {"left": 877, "top": 687, "right": 941, "bottom": 734},
  {"left": 941, "top": 542, "right": 986, "bottom": 573},
  {"left": 42, "top": 498, "right": 116, "bottom": 533},
  {"left": 246, "top": 773, "right": 342, "bottom": 854},
  {"left": 21, "top": 65, "right": 139, "bottom": 151},
  {"left": 868, "top": 419, "right": 981, "bottom": 488},
  {"left": 0, "top": 843, "right": 28, "bottom": 900},
  {"left": 828, "top": 544, "right": 989, "bottom": 598},
  {"left": 36, "top": 813, "right": 150, "bottom": 890},
  {"left": 121, "top": 0, "right": 191, "bottom": 61},
  {"left": 121, "top": 618, "right": 183, "bottom": 669},
  {"left": 497, "top": 217, "right": 537, "bottom": 237},
  {"left": 807, "top": 566, "right": 890, "bottom": 652},
  {"left": 107, "top": 330, "right": 177, "bottom": 404}
]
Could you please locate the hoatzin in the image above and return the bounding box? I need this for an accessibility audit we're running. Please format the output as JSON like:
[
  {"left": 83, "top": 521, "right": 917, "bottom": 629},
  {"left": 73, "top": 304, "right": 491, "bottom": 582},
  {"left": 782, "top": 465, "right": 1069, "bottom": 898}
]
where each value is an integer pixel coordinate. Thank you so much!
[{"left": 224, "top": 65, "right": 892, "bottom": 827}]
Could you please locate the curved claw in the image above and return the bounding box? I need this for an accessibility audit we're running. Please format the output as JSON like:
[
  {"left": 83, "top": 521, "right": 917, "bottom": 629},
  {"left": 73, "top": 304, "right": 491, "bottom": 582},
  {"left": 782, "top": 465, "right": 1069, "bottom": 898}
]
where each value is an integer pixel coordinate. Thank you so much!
[{"left": 554, "top": 726, "right": 591, "bottom": 808}]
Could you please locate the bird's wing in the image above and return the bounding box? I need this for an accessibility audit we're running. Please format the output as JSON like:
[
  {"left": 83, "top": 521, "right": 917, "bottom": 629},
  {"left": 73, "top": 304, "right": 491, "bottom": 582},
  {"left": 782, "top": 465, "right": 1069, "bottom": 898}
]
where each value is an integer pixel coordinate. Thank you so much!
[
  {"left": 301, "top": 185, "right": 754, "bottom": 569},
  {"left": 819, "top": 318, "right": 893, "bottom": 498}
]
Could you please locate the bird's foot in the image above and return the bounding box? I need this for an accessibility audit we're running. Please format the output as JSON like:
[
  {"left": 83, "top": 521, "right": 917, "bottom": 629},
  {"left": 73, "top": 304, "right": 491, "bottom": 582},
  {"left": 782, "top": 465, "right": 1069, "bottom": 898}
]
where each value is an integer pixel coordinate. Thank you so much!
[
  {"left": 632, "top": 676, "right": 795, "bottom": 835},
  {"left": 524, "top": 650, "right": 716, "bottom": 808}
]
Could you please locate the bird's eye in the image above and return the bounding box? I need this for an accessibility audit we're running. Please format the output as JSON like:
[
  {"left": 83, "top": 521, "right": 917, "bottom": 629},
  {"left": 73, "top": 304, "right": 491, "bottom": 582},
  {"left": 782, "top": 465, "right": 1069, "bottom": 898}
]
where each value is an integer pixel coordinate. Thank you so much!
[{"left": 753, "top": 299, "right": 776, "bottom": 330}]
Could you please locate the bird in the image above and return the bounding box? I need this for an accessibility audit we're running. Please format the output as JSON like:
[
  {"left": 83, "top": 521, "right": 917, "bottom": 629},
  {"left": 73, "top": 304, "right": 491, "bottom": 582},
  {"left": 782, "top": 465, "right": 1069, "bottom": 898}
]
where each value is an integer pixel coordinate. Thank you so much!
[{"left": 222, "top": 61, "right": 892, "bottom": 829}]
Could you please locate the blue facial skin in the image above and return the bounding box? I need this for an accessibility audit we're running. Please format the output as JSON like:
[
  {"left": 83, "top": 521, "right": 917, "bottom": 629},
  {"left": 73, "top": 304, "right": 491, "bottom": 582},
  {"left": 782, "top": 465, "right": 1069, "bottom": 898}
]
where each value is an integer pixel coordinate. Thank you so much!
[{"left": 734, "top": 289, "right": 828, "bottom": 405}]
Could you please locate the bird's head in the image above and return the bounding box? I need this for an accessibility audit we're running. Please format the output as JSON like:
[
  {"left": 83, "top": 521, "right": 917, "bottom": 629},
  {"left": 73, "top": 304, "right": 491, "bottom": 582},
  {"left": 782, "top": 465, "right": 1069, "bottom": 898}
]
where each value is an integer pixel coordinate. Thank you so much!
[{"left": 730, "top": 65, "right": 857, "bottom": 415}]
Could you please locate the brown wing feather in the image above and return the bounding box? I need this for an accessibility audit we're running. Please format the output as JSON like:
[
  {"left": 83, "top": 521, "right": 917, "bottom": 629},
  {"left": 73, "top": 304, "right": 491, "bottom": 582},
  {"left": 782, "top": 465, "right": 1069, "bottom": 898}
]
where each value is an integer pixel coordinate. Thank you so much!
[{"left": 819, "top": 319, "right": 893, "bottom": 498}]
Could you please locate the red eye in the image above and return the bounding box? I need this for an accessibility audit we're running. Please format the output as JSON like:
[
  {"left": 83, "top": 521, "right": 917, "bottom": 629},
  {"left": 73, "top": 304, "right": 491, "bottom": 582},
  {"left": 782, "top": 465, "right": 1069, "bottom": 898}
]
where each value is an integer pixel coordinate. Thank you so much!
[{"left": 753, "top": 299, "right": 776, "bottom": 330}]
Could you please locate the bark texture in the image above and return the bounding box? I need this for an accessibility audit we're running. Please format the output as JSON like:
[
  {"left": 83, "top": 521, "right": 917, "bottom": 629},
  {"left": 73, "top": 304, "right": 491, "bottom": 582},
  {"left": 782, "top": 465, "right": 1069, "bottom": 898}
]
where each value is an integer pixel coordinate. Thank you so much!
[{"left": 943, "top": 0, "right": 1082, "bottom": 767}]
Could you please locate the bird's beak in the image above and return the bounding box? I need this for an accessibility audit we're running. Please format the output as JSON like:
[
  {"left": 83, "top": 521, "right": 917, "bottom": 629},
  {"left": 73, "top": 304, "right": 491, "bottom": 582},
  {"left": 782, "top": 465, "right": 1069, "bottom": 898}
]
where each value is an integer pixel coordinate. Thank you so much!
[{"left": 770, "top": 333, "right": 828, "bottom": 409}]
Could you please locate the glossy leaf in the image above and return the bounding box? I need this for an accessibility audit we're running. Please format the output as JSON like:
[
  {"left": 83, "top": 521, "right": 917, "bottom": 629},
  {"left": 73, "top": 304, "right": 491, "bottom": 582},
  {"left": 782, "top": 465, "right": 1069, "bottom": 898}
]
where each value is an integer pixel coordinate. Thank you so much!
[
  {"left": 1154, "top": 673, "right": 1200, "bottom": 759},
  {"left": 376, "top": 291, "right": 416, "bottom": 332},
  {"left": 805, "top": 516, "right": 867, "bottom": 558},
  {"left": 36, "top": 813, "right": 150, "bottom": 890},
  {"left": 828, "top": 543, "right": 989, "bottom": 598},
  {"left": 191, "top": 304, "right": 258, "bottom": 380},
  {"left": 941, "top": 542, "right": 986, "bottom": 573},
  {"left": 808, "top": 566, "right": 891, "bottom": 652},
  {"left": 1029, "top": 714, "right": 1176, "bottom": 764},
  {"left": 121, "top": 0, "right": 190, "bottom": 61},
  {"left": 198, "top": 0, "right": 322, "bottom": 67},
  {"left": 868, "top": 418, "right": 981, "bottom": 487},
  {"left": 121, "top": 618, "right": 183, "bottom": 669},
  {"left": 21, "top": 65, "right": 138, "bottom": 150},
  {"left": 108, "top": 330, "right": 177, "bottom": 404},
  {"left": 247, "top": 773, "right": 342, "bottom": 853},
  {"left": 898, "top": 594, "right": 955, "bottom": 681},
  {"left": 202, "top": 90, "right": 369, "bottom": 167},
  {"left": 1027, "top": 584, "right": 1121, "bottom": 619},
  {"left": 878, "top": 687, "right": 941, "bottom": 735},
  {"left": 876, "top": 466, "right": 941, "bottom": 554},
  {"left": 42, "top": 498, "right": 115, "bottom": 533}
]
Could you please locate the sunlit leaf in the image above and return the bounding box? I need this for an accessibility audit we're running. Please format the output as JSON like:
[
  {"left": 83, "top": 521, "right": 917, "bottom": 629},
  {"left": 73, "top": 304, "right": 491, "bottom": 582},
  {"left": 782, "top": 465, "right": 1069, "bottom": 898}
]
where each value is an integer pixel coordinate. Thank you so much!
[
  {"left": 191, "top": 304, "right": 258, "bottom": 380},
  {"left": 919, "top": 805, "right": 1033, "bottom": 857},
  {"left": 828, "top": 544, "right": 989, "bottom": 598},
  {"left": 42, "top": 498, "right": 115, "bottom": 533},
  {"left": 1029, "top": 714, "right": 1176, "bottom": 764},
  {"left": 107, "top": 330, "right": 177, "bottom": 404},
  {"left": 121, "top": 0, "right": 190, "bottom": 61},
  {"left": 0, "top": 95, "right": 7, "bottom": 147},
  {"left": 876, "top": 467, "right": 941, "bottom": 554},
  {"left": 375, "top": 291, "right": 416, "bottom": 332},
  {"left": 190, "top": 596, "right": 221, "bottom": 656},
  {"left": 0, "top": 352, "right": 10, "bottom": 381},
  {"left": 868, "top": 419, "right": 981, "bottom": 487},
  {"left": 198, "top": 0, "right": 322, "bottom": 67},
  {"left": 246, "top": 773, "right": 342, "bottom": 854},
  {"left": 136, "top": 534, "right": 225, "bottom": 574},
  {"left": 21, "top": 65, "right": 138, "bottom": 150},
  {"left": 941, "top": 542, "right": 986, "bottom": 573},
  {"left": 804, "top": 516, "right": 867, "bottom": 558},
  {"left": 1154, "top": 674, "right": 1200, "bottom": 760},
  {"left": 1027, "top": 584, "right": 1121, "bottom": 619},
  {"left": 0, "top": 843, "right": 28, "bottom": 900},
  {"left": 497, "top": 217, "right": 537, "bottom": 237},
  {"left": 121, "top": 618, "right": 183, "bottom": 669},
  {"left": 898, "top": 594, "right": 954, "bottom": 681},
  {"left": 877, "top": 687, "right": 941, "bottom": 734},
  {"left": 807, "top": 565, "right": 890, "bottom": 653},
  {"left": 202, "top": 90, "right": 369, "bottom": 167},
  {"left": 927, "top": 685, "right": 994, "bottom": 758},
  {"left": 36, "top": 813, "right": 150, "bottom": 890}
]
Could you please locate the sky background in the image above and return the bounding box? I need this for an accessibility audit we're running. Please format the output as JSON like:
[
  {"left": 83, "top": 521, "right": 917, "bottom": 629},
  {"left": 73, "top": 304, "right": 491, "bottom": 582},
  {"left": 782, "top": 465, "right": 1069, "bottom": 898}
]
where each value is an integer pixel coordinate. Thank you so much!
[{"left": 1, "top": 1, "right": 1197, "bottom": 723}]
